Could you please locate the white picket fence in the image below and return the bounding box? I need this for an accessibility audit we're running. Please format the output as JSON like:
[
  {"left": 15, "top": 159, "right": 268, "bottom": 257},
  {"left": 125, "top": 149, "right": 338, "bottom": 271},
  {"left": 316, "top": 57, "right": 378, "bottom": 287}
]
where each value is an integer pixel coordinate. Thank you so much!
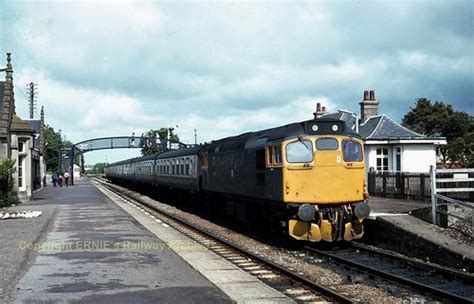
[{"left": 430, "top": 166, "right": 473, "bottom": 240}]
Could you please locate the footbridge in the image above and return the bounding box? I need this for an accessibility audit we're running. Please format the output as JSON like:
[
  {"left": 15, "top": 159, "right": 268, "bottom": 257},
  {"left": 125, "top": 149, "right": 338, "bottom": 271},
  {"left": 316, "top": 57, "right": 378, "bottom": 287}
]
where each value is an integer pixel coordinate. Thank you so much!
[{"left": 59, "top": 136, "right": 188, "bottom": 185}]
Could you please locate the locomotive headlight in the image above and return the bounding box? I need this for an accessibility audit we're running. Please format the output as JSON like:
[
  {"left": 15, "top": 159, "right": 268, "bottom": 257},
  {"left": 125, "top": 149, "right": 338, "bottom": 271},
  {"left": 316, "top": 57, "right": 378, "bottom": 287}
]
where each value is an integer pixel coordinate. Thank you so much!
[
  {"left": 297, "top": 204, "right": 315, "bottom": 222},
  {"left": 354, "top": 203, "right": 370, "bottom": 220},
  {"left": 332, "top": 124, "right": 339, "bottom": 132}
]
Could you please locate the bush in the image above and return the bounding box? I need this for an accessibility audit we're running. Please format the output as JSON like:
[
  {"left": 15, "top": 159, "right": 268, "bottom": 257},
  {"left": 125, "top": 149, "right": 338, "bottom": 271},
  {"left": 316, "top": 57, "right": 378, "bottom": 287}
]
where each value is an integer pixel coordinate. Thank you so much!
[{"left": 0, "top": 159, "right": 17, "bottom": 207}]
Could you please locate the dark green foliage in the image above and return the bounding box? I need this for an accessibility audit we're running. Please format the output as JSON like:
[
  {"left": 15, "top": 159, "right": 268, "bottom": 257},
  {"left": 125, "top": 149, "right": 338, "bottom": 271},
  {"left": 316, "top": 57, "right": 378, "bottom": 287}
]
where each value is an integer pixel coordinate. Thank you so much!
[
  {"left": 141, "top": 128, "right": 180, "bottom": 156},
  {"left": 44, "top": 125, "right": 74, "bottom": 172},
  {"left": 44, "top": 125, "right": 62, "bottom": 172},
  {"left": 402, "top": 98, "right": 474, "bottom": 167},
  {"left": 84, "top": 163, "right": 107, "bottom": 175},
  {"left": 0, "top": 159, "right": 17, "bottom": 207}
]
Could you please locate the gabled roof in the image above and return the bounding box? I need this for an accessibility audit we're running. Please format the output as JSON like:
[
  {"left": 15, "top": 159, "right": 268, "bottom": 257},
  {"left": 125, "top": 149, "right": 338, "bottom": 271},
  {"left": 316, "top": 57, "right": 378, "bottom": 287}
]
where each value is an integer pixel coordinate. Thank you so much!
[
  {"left": 359, "top": 114, "right": 426, "bottom": 140},
  {"left": 26, "top": 120, "right": 40, "bottom": 134},
  {"left": 26, "top": 120, "right": 41, "bottom": 150},
  {"left": 11, "top": 114, "right": 35, "bottom": 133}
]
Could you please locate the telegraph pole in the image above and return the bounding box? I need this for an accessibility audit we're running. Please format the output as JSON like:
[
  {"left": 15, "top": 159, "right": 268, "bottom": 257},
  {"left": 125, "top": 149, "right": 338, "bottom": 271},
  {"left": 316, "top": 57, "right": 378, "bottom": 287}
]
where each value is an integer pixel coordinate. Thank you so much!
[{"left": 28, "top": 82, "right": 37, "bottom": 119}]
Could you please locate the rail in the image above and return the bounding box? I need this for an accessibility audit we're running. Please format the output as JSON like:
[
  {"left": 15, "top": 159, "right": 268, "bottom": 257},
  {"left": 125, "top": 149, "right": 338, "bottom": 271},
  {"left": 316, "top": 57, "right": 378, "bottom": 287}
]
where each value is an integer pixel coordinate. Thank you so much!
[
  {"left": 305, "top": 243, "right": 474, "bottom": 303},
  {"left": 93, "top": 177, "right": 355, "bottom": 303}
]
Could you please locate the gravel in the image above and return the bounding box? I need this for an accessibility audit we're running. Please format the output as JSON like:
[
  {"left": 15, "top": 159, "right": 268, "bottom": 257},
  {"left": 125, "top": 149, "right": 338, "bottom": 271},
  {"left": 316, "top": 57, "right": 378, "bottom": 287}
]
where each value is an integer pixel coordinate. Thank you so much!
[
  {"left": 108, "top": 182, "right": 434, "bottom": 303},
  {"left": 0, "top": 201, "right": 58, "bottom": 303}
]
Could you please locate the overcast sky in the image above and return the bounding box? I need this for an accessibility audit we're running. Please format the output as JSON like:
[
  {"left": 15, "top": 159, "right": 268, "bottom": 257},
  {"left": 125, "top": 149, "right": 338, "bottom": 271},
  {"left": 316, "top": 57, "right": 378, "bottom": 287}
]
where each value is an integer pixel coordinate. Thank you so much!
[{"left": 1, "top": 0, "right": 472, "bottom": 165}]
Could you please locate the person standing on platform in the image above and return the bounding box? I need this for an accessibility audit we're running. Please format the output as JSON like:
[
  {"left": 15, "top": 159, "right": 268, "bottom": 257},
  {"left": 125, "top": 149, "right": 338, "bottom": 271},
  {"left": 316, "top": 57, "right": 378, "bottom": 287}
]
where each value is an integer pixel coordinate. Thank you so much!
[
  {"left": 64, "top": 171, "right": 70, "bottom": 187},
  {"left": 58, "top": 173, "right": 64, "bottom": 187},
  {"left": 52, "top": 172, "right": 58, "bottom": 187}
]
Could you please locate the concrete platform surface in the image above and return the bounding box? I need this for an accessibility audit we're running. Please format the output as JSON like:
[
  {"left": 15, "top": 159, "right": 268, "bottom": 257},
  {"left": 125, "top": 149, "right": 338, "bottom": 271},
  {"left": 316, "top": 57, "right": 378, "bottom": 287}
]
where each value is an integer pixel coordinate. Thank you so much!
[
  {"left": 8, "top": 179, "right": 233, "bottom": 303},
  {"left": 368, "top": 196, "right": 430, "bottom": 215},
  {"left": 95, "top": 180, "right": 294, "bottom": 303}
]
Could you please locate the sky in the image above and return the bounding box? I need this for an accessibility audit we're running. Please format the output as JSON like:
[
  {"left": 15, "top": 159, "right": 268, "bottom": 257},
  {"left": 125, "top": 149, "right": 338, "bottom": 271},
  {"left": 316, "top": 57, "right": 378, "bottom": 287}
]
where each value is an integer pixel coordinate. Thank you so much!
[{"left": 0, "top": 0, "right": 472, "bottom": 165}]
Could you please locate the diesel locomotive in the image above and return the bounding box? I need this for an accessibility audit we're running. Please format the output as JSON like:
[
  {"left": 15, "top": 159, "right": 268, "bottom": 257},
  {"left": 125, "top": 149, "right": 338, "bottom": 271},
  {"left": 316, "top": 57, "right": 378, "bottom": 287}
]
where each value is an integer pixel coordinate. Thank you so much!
[{"left": 105, "top": 118, "right": 370, "bottom": 242}]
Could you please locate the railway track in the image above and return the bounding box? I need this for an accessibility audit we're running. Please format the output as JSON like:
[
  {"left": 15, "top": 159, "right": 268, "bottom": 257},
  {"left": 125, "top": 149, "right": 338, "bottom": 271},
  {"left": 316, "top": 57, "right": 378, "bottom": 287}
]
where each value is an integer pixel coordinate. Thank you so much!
[
  {"left": 93, "top": 178, "right": 355, "bottom": 303},
  {"left": 305, "top": 243, "right": 474, "bottom": 303}
]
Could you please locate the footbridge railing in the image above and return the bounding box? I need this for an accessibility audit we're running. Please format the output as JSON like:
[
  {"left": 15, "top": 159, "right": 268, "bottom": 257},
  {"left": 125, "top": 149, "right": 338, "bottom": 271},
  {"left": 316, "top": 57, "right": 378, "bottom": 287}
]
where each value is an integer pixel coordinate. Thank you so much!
[{"left": 59, "top": 136, "right": 189, "bottom": 185}]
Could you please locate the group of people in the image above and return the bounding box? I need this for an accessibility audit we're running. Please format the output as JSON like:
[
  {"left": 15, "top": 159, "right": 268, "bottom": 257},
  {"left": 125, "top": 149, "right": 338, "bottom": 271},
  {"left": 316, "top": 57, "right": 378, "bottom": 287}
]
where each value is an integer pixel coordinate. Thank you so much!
[{"left": 52, "top": 171, "right": 70, "bottom": 187}]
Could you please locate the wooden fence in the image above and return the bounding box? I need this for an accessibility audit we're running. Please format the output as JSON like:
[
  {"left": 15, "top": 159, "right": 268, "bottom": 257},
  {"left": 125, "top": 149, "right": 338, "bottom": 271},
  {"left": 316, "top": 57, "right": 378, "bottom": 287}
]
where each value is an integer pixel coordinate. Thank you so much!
[{"left": 367, "top": 170, "right": 430, "bottom": 201}]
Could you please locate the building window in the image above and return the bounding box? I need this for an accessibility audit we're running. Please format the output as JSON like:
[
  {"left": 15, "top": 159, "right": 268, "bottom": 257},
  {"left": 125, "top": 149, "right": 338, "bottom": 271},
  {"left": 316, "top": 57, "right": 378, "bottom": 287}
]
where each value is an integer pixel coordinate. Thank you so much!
[
  {"left": 395, "top": 147, "right": 402, "bottom": 172},
  {"left": 18, "top": 155, "right": 25, "bottom": 189},
  {"left": 376, "top": 148, "right": 389, "bottom": 172}
]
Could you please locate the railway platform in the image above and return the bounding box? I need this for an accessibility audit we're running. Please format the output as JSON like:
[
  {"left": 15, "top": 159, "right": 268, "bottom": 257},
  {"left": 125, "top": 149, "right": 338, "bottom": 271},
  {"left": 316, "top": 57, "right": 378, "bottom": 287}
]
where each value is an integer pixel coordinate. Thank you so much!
[
  {"left": 365, "top": 196, "right": 473, "bottom": 271},
  {"left": 0, "top": 178, "right": 292, "bottom": 303}
]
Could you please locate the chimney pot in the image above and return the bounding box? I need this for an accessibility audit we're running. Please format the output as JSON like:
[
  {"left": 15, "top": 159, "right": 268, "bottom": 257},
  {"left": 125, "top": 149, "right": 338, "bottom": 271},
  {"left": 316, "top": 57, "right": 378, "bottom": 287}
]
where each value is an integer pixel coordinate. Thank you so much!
[
  {"left": 363, "top": 90, "right": 369, "bottom": 100},
  {"left": 369, "top": 90, "right": 375, "bottom": 101}
]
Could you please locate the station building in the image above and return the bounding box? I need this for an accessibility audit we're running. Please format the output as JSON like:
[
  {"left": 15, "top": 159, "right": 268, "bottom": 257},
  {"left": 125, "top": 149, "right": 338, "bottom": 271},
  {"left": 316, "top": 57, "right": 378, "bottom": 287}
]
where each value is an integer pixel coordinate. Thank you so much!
[
  {"left": 318, "top": 90, "right": 446, "bottom": 173},
  {"left": 0, "top": 53, "right": 46, "bottom": 202}
]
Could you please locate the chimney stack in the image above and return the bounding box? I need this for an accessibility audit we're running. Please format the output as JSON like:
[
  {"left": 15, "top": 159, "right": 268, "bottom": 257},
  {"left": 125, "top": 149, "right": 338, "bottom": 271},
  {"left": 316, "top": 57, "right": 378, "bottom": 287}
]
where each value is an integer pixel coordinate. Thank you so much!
[
  {"left": 313, "top": 102, "right": 327, "bottom": 119},
  {"left": 359, "top": 89, "right": 379, "bottom": 124}
]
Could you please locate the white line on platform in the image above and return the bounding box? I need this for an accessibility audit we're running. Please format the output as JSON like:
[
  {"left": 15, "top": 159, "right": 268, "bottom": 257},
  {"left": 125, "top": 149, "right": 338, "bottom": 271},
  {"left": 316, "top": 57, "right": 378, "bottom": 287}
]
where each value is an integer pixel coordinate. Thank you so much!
[{"left": 162, "top": 223, "right": 170, "bottom": 228}]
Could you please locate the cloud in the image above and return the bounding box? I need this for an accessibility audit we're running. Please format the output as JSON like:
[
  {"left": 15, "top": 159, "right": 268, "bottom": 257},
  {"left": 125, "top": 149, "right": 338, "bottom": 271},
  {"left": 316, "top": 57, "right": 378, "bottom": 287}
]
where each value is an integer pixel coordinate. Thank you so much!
[{"left": 1, "top": 0, "right": 472, "bottom": 165}]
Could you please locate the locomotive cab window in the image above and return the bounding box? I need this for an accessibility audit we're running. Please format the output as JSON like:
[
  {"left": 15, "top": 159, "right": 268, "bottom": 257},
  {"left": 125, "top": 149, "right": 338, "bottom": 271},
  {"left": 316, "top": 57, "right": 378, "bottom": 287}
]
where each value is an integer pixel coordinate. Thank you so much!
[
  {"left": 286, "top": 140, "right": 313, "bottom": 163},
  {"left": 266, "top": 146, "right": 274, "bottom": 166},
  {"left": 266, "top": 145, "right": 282, "bottom": 166},
  {"left": 342, "top": 140, "right": 363, "bottom": 162},
  {"left": 274, "top": 145, "right": 282, "bottom": 165},
  {"left": 316, "top": 138, "right": 338, "bottom": 150}
]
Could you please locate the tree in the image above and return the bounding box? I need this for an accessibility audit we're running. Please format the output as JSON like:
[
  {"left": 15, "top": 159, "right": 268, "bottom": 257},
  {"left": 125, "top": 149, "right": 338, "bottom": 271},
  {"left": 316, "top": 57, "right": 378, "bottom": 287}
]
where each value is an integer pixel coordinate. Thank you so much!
[
  {"left": 141, "top": 128, "right": 180, "bottom": 156},
  {"left": 44, "top": 125, "right": 62, "bottom": 172},
  {"left": 0, "top": 159, "right": 16, "bottom": 207},
  {"left": 402, "top": 98, "right": 473, "bottom": 167},
  {"left": 44, "top": 125, "right": 77, "bottom": 172},
  {"left": 93, "top": 163, "right": 107, "bottom": 174}
]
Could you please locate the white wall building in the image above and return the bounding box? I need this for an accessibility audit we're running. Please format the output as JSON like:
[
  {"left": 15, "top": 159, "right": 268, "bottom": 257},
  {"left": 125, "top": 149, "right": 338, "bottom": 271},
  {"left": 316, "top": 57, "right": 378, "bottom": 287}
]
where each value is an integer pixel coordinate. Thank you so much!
[{"left": 321, "top": 90, "right": 446, "bottom": 173}]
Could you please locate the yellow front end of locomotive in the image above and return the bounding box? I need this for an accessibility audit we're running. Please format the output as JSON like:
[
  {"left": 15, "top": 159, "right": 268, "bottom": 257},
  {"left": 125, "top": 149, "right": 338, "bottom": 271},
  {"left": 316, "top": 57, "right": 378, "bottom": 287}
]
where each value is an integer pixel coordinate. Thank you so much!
[
  {"left": 282, "top": 136, "right": 366, "bottom": 204},
  {"left": 280, "top": 135, "right": 369, "bottom": 242}
]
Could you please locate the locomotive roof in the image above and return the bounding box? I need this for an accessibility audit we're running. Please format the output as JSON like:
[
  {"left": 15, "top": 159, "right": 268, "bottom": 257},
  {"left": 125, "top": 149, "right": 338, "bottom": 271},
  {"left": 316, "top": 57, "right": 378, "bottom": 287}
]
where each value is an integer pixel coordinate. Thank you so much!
[
  {"left": 204, "top": 118, "right": 360, "bottom": 153},
  {"left": 107, "top": 118, "right": 360, "bottom": 166}
]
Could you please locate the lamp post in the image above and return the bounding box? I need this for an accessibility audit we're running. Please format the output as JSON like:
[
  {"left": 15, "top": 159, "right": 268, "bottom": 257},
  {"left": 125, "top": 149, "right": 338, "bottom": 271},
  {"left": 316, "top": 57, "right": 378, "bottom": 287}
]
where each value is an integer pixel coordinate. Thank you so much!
[{"left": 194, "top": 129, "right": 197, "bottom": 145}]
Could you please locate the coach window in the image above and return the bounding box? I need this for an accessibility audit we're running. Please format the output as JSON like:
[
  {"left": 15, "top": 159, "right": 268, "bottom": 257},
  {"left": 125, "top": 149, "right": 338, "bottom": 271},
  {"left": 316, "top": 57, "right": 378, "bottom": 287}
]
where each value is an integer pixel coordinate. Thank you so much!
[{"left": 286, "top": 140, "right": 313, "bottom": 163}]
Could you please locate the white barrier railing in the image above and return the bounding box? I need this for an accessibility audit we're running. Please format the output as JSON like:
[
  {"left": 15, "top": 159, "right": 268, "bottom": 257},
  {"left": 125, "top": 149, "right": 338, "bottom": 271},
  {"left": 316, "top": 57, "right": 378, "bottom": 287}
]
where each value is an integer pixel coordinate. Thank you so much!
[{"left": 430, "top": 165, "right": 474, "bottom": 225}]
